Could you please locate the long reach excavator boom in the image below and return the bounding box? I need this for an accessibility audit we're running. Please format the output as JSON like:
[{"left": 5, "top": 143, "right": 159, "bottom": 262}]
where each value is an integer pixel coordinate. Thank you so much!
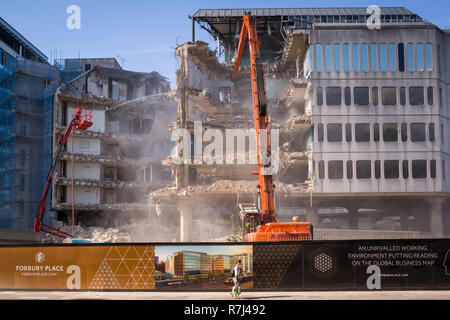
[{"left": 233, "top": 13, "right": 313, "bottom": 242}]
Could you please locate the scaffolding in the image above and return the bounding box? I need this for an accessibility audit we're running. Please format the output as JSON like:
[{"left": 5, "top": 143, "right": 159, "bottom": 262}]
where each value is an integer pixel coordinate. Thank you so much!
[{"left": 0, "top": 50, "right": 54, "bottom": 229}]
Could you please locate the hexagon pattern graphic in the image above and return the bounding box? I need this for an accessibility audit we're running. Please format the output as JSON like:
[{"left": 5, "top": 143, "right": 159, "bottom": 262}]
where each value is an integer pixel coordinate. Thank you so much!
[
  {"left": 89, "top": 246, "right": 155, "bottom": 289},
  {"left": 254, "top": 244, "right": 301, "bottom": 288},
  {"left": 309, "top": 247, "right": 338, "bottom": 279}
]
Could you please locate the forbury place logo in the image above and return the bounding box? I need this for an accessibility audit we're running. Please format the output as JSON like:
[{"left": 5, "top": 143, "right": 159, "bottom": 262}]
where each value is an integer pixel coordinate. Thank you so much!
[
  {"left": 171, "top": 121, "right": 280, "bottom": 175},
  {"left": 35, "top": 252, "right": 45, "bottom": 263}
]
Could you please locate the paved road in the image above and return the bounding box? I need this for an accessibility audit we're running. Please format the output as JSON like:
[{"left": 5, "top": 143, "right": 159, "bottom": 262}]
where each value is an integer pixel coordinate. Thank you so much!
[{"left": 1, "top": 290, "right": 449, "bottom": 300}]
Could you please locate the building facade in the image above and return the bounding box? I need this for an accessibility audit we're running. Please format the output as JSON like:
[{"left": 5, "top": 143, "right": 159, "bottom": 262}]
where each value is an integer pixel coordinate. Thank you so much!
[
  {"left": 151, "top": 7, "right": 450, "bottom": 241},
  {"left": 51, "top": 60, "right": 176, "bottom": 226},
  {"left": 0, "top": 17, "right": 56, "bottom": 235}
]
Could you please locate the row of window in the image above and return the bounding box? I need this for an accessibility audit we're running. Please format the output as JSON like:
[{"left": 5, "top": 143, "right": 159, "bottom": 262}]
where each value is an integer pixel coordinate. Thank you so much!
[
  {"left": 317, "top": 122, "right": 442, "bottom": 143},
  {"left": 307, "top": 42, "right": 433, "bottom": 73},
  {"left": 317, "top": 159, "right": 441, "bottom": 180},
  {"left": 317, "top": 86, "right": 437, "bottom": 106}
]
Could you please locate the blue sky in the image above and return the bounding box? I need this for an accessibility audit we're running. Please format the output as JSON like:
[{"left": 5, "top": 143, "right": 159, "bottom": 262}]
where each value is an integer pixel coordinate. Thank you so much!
[{"left": 2, "top": 0, "right": 450, "bottom": 87}]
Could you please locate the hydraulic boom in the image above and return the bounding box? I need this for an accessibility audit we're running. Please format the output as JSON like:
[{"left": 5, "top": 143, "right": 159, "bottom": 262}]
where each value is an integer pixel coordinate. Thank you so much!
[
  {"left": 233, "top": 13, "right": 313, "bottom": 241},
  {"left": 34, "top": 108, "right": 92, "bottom": 239}
]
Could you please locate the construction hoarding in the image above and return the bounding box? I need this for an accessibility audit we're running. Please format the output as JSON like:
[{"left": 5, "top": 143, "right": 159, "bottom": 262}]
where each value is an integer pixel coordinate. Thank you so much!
[{"left": 0, "top": 239, "right": 449, "bottom": 290}]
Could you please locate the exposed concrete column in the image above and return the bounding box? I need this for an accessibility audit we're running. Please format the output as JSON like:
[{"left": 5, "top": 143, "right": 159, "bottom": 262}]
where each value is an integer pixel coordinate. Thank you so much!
[
  {"left": 347, "top": 205, "right": 359, "bottom": 229},
  {"left": 305, "top": 200, "right": 319, "bottom": 226},
  {"left": 179, "top": 202, "right": 193, "bottom": 242},
  {"left": 429, "top": 198, "right": 445, "bottom": 235}
]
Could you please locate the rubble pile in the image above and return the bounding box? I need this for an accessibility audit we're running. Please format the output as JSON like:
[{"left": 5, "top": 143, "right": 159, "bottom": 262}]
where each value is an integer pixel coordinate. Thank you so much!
[
  {"left": 153, "top": 179, "right": 311, "bottom": 195},
  {"left": 41, "top": 223, "right": 179, "bottom": 243}
]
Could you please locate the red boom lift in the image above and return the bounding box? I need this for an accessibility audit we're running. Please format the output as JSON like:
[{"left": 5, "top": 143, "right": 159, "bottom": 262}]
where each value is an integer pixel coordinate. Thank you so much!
[
  {"left": 34, "top": 107, "right": 92, "bottom": 239},
  {"left": 233, "top": 13, "right": 313, "bottom": 242}
]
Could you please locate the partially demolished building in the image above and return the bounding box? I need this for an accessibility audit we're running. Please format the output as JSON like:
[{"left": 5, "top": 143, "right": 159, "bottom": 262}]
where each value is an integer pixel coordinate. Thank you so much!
[
  {"left": 51, "top": 59, "right": 177, "bottom": 227},
  {"left": 151, "top": 7, "right": 450, "bottom": 241}
]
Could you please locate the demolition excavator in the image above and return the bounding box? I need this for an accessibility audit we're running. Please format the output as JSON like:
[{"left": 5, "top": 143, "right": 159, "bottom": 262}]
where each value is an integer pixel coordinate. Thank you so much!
[
  {"left": 233, "top": 13, "right": 313, "bottom": 242},
  {"left": 34, "top": 107, "right": 92, "bottom": 239}
]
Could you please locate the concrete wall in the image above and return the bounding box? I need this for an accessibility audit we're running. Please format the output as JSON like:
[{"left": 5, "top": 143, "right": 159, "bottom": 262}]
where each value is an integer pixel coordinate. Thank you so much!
[
  {"left": 67, "top": 162, "right": 101, "bottom": 180},
  {"left": 67, "top": 137, "right": 101, "bottom": 155},
  {"left": 66, "top": 186, "right": 100, "bottom": 204}
]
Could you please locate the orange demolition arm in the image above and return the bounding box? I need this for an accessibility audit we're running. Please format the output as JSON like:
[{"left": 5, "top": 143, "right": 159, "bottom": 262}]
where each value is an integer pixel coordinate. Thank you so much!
[{"left": 233, "top": 13, "right": 277, "bottom": 225}]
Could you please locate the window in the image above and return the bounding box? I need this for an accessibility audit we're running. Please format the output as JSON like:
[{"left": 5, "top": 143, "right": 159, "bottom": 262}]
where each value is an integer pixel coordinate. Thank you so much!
[
  {"left": 411, "top": 123, "right": 426, "bottom": 141},
  {"left": 20, "top": 175, "right": 25, "bottom": 191},
  {"left": 319, "top": 160, "right": 325, "bottom": 179},
  {"left": 361, "top": 44, "right": 369, "bottom": 71},
  {"left": 429, "top": 123, "right": 435, "bottom": 141},
  {"left": 370, "top": 44, "right": 378, "bottom": 71},
  {"left": 318, "top": 124, "right": 324, "bottom": 142},
  {"left": 380, "top": 43, "right": 387, "bottom": 71},
  {"left": 328, "top": 161, "right": 343, "bottom": 179},
  {"left": 326, "top": 87, "right": 341, "bottom": 105},
  {"left": 409, "top": 87, "right": 424, "bottom": 105},
  {"left": 398, "top": 43, "right": 405, "bottom": 72},
  {"left": 443, "top": 160, "right": 446, "bottom": 179},
  {"left": 412, "top": 160, "right": 427, "bottom": 178},
  {"left": 352, "top": 44, "right": 359, "bottom": 71},
  {"left": 401, "top": 123, "right": 408, "bottom": 141},
  {"left": 333, "top": 44, "right": 340, "bottom": 72},
  {"left": 438, "top": 44, "right": 441, "bottom": 74},
  {"left": 388, "top": 43, "right": 396, "bottom": 71},
  {"left": 356, "top": 160, "right": 371, "bottom": 179},
  {"left": 317, "top": 87, "right": 323, "bottom": 106},
  {"left": 343, "top": 44, "right": 350, "bottom": 72},
  {"left": 383, "top": 123, "right": 398, "bottom": 142},
  {"left": 346, "top": 123, "right": 352, "bottom": 142},
  {"left": 400, "top": 87, "right": 406, "bottom": 106},
  {"left": 384, "top": 160, "right": 399, "bottom": 179},
  {"left": 219, "top": 87, "right": 231, "bottom": 103},
  {"left": 425, "top": 43, "right": 432, "bottom": 71},
  {"left": 354, "top": 87, "right": 369, "bottom": 105},
  {"left": 20, "top": 150, "right": 25, "bottom": 167},
  {"left": 1, "top": 51, "right": 5, "bottom": 66},
  {"left": 355, "top": 123, "right": 370, "bottom": 142},
  {"left": 416, "top": 43, "right": 423, "bottom": 71},
  {"left": 324, "top": 44, "right": 332, "bottom": 72},
  {"left": 316, "top": 44, "right": 323, "bottom": 72},
  {"left": 373, "top": 123, "right": 380, "bottom": 142},
  {"left": 427, "top": 87, "right": 434, "bottom": 105},
  {"left": 407, "top": 43, "right": 414, "bottom": 71},
  {"left": 346, "top": 160, "right": 353, "bottom": 179},
  {"left": 441, "top": 124, "right": 444, "bottom": 144},
  {"left": 345, "top": 87, "right": 351, "bottom": 105},
  {"left": 375, "top": 160, "right": 381, "bottom": 179},
  {"left": 372, "top": 87, "right": 378, "bottom": 106},
  {"left": 382, "top": 87, "right": 396, "bottom": 105},
  {"left": 327, "top": 123, "right": 342, "bottom": 142},
  {"left": 430, "top": 160, "right": 436, "bottom": 179},
  {"left": 402, "top": 160, "right": 409, "bottom": 178}
]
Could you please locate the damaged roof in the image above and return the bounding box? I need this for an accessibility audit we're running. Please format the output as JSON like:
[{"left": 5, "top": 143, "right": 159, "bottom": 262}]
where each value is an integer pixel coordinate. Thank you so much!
[
  {"left": 67, "top": 66, "right": 168, "bottom": 85},
  {"left": 193, "top": 7, "right": 421, "bottom": 18}
]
